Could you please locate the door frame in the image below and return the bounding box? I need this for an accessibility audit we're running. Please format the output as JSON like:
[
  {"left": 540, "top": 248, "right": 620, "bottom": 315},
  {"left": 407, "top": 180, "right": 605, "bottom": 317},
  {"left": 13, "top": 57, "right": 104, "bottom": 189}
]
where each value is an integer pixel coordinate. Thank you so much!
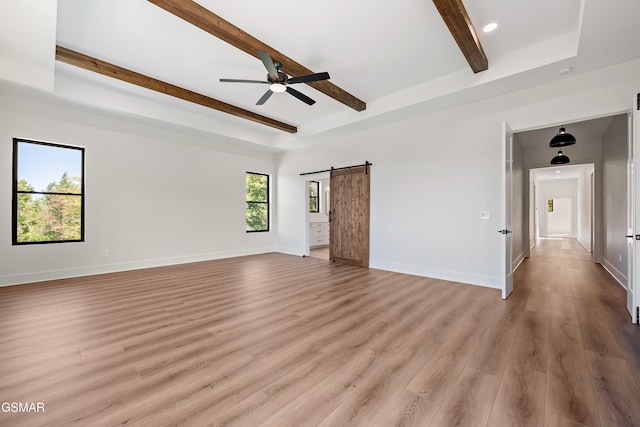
[{"left": 302, "top": 172, "right": 330, "bottom": 257}]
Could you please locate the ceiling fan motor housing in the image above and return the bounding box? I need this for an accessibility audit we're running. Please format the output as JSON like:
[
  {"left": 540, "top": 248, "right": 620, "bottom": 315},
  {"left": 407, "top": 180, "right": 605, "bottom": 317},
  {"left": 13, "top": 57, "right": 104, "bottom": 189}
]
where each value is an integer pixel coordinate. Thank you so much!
[{"left": 267, "top": 70, "right": 288, "bottom": 84}]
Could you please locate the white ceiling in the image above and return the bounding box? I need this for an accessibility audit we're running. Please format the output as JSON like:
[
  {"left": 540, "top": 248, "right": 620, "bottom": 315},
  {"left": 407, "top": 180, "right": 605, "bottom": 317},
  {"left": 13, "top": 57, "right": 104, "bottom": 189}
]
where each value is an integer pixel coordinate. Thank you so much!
[{"left": 52, "top": 0, "right": 640, "bottom": 151}]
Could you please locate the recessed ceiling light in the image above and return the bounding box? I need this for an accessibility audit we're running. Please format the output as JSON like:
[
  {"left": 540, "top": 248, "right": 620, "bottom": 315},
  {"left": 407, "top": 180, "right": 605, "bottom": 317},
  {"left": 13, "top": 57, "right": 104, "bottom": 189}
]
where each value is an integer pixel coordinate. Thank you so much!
[
  {"left": 555, "top": 170, "right": 562, "bottom": 174},
  {"left": 483, "top": 23, "right": 497, "bottom": 32}
]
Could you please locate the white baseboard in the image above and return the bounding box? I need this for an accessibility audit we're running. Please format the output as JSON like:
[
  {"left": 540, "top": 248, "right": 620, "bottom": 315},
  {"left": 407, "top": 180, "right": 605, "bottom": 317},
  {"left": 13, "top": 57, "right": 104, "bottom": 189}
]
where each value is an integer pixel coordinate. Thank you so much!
[
  {"left": 0, "top": 247, "right": 277, "bottom": 287},
  {"left": 513, "top": 252, "right": 526, "bottom": 271},
  {"left": 276, "top": 246, "right": 306, "bottom": 257},
  {"left": 370, "top": 260, "right": 501, "bottom": 290},
  {"left": 278, "top": 246, "right": 501, "bottom": 289},
  {"left": 577, "top": 237, "right": 591, "bottom": 252},
  {"left": 4, "top": 245, "right": 504, "bottom": 291},
  {"left": 601, "top": 258, "right": 628, "bottom": 291}
]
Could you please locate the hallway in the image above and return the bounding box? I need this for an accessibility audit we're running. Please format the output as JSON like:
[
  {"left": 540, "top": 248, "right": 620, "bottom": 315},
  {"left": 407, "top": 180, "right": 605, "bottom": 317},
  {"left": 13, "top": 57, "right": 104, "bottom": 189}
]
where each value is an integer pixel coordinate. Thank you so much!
[{"left": 512, "top": 237, "right": 640, "bottom": 425}]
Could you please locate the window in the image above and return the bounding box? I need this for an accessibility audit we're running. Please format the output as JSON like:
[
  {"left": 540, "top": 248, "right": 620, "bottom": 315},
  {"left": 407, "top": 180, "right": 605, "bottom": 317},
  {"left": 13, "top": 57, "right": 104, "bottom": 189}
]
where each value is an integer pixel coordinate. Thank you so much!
[
  {"left": 309, "top": 181, "right": 320, "bottom": 213},
  {"left": 12, "top": 138, "right": 85, "bottom": 245},
  {"left": 246, "top": 172, "right": 269, "bottom": 232}
]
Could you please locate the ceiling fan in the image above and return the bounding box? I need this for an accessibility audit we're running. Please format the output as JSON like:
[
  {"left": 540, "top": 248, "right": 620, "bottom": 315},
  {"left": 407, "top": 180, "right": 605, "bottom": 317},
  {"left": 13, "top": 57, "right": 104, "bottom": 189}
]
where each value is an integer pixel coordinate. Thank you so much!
[{"left": 220, "top": 51, "right": 330, "bottom": 106}]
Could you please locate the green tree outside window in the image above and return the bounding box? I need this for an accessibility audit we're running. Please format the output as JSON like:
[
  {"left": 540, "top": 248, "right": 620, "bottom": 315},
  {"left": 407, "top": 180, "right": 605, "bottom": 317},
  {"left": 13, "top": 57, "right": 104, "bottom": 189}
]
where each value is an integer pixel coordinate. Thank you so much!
[
  {"left": 246, "top": 172, "right": 269, "bottom": 232},
  {"left": 13, "top": 139, "right": 84, "bottom": 244},
  {"left": 309, "top": 181, "right": 319, "bottom": 213}
]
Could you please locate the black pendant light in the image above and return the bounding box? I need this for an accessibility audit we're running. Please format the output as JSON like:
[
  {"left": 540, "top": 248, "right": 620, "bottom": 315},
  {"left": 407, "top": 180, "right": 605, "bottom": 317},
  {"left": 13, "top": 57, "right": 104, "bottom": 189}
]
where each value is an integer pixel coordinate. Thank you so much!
[
  {"left": 549, "top": 126, "right": 576, "bottom": 147},
  {"left": 550, "top": 150, "right": 570, "bottom": 165}
]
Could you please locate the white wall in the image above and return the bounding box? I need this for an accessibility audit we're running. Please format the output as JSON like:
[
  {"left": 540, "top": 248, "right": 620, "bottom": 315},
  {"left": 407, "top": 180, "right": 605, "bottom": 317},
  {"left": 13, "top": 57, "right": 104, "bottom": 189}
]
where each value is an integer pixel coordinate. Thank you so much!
[
  {"left": 0, "top": 92, "right": 277, "bottom": 286},
  {"left": 538, "top": 179, "right": 578, "bottom": 237},
  {"left": 547, "top": 197, "right": 573, "bottom": 235},
  {"left": 602, "top": 114, "right": 629, "bottom": 286},
  {"left": 277, "top": 58, "right": 640, "bottom": 289},
  {"left": 577, "top": 166, "right": 595, "bottom": 251}
]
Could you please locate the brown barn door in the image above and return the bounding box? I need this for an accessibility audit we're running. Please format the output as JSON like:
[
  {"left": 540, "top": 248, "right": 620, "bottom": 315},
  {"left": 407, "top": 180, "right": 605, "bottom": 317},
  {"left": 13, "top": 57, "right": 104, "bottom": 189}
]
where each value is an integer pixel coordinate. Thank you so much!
[{"left": 329, "top": 164, "right": 370, "bottom": 267}]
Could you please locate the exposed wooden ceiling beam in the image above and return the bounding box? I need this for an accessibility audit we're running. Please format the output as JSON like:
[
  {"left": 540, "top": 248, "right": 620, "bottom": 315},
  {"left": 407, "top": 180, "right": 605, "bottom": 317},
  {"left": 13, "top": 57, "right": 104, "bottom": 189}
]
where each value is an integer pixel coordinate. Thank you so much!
[
  {"left": 55, "top": 46, "right": 297, "bottom": 134},
  {"left": 432, "top": 0, "right": 488, "bottom": 73},
  {"left": 147, "top": 0, "right": 366, "bottom": 112}
]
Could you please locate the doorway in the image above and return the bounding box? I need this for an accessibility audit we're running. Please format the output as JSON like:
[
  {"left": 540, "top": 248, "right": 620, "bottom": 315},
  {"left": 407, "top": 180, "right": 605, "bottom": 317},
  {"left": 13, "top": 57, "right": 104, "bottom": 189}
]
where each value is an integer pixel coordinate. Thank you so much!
[
  {"left": 529, "top": 164, "right": 594, "bottom": 254},
  {"left": 306, "top": 175, "right": 331, "bottom": 259},
  {"left": 513, "top": 112, "right": 635, "bottom": 322},
  {"left": 302, "top": 163, "right": 372, "bottom": 267}
]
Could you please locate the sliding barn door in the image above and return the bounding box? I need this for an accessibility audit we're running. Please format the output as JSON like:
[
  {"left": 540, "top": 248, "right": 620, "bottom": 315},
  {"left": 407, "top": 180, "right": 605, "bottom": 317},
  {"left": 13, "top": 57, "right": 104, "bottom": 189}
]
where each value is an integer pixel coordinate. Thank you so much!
[{"left": 330, "top": 165, "right": 370, "bottom": 267}]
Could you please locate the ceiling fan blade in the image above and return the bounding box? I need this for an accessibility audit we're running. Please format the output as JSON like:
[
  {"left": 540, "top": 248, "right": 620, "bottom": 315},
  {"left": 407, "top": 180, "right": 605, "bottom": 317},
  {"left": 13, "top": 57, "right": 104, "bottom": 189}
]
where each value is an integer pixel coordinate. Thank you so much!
[
  {"left": 286, "top": 87, "right": 315, "bottom": 105},
  {"left": 220, "top": 78, "right": 269, "bottom": 84},
  {"left": 256, "top": 89, "right": 273, "bottom": 105},
  {"left": 287, "top": 72, "right": 330, "bottom": 85},
  {"left": 258, "top": 51, "right": 279, "bottom": 80}
]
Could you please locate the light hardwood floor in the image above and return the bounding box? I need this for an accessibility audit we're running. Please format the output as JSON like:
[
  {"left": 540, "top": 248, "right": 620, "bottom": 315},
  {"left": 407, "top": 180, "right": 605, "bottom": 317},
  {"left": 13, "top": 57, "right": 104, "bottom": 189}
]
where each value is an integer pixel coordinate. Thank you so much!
[
  {"left": 309, "top": 246, "right": 329, "bottom": 259},
  {"left": 1, "top": 238, "right": 639, "bottom": 426}
]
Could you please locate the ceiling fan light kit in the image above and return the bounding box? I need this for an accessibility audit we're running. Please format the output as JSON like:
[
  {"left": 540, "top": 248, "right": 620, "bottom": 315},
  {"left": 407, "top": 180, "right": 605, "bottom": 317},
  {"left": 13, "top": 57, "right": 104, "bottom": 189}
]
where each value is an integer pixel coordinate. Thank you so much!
[{"left": 269, "top": 83, "right": 287, "bottom": 93}]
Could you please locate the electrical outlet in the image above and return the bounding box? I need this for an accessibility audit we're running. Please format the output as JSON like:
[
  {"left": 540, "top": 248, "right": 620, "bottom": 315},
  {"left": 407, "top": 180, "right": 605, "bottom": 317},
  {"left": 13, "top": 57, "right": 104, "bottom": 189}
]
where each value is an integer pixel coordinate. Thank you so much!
[{"left": 100, "top": 250, "right": 109, "bottom": 257}]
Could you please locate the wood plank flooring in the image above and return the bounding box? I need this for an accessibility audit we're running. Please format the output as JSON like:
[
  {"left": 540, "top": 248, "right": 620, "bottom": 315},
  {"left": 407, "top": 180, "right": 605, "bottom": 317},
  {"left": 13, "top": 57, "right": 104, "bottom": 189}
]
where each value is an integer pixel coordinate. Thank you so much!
[
  {"left": 309, "top": 246, "right": 329, "bottom": 259},
  {"left": 1, "top": 238, "right": 639, "bottom": 426}
]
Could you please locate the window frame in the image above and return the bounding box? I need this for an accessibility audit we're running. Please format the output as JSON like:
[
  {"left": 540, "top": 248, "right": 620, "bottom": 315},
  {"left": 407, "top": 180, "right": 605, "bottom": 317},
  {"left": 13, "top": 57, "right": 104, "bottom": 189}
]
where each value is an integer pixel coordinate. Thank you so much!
[
  {"left": 12, "top": 138, "right": 85, "bottom": 245},
  {"left": 309, "top": 181, "right": 320, "bottom": 213},
  {"left": 245, "top": 171, "right": 270, "bottom": 233}
]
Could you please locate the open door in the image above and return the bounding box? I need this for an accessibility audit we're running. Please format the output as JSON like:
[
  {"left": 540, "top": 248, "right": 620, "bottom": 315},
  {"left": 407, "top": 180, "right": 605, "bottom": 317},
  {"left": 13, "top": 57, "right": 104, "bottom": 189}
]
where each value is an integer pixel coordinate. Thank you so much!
[
  {"left": 329, "top": 165, "right": 370, "bottom": 267},
  {"left": 628, "top": 94, "right": 640, "bottom": 323},
  {"left": 500, "top": 122, "right": 514, "bottom": 299}
]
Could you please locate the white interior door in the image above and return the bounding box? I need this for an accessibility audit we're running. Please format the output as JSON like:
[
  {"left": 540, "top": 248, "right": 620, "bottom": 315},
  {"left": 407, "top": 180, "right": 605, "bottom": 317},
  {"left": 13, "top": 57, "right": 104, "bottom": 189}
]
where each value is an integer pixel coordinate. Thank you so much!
[
  {"left": 629, "top": 93, "right": 639, "bottom": 323},
  {"left": 501, "top": 122, "right": 514, "bottom": 299}
]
